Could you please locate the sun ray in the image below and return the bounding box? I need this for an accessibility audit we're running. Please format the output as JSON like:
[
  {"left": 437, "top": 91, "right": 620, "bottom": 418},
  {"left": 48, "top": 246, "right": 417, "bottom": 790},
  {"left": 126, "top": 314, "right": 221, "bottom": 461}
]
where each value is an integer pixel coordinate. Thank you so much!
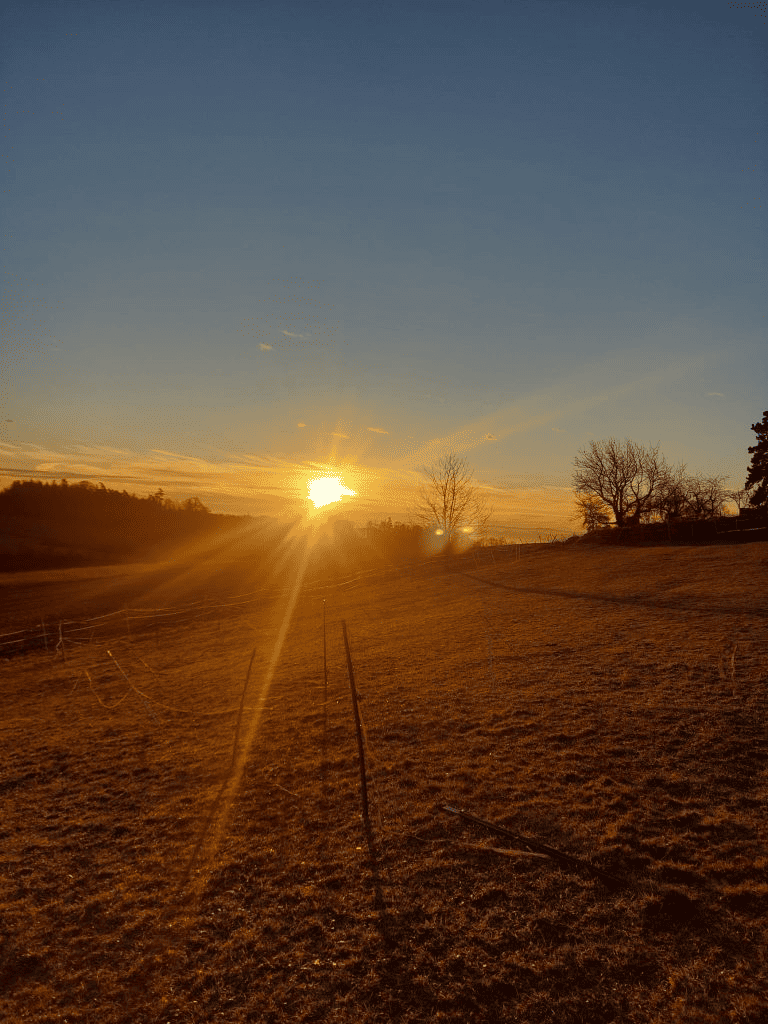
[{"left": 175, "top": 525, "right": 316, "bottom": 905}]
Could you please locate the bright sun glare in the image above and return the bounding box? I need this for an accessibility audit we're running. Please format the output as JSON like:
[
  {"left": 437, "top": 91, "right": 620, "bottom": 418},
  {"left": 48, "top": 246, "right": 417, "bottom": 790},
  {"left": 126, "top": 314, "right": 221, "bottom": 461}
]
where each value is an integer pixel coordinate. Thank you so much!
[{"left": 308, "top": 476, "right": 356, "bottom": 509}]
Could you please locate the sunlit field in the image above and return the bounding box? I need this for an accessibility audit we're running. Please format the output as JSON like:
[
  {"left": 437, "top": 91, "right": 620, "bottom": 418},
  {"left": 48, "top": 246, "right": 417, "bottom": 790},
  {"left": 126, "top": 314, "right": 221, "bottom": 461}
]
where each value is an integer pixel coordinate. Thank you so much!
[{"left": 1, "top": 539, "right": 766, "bottom": 1023}]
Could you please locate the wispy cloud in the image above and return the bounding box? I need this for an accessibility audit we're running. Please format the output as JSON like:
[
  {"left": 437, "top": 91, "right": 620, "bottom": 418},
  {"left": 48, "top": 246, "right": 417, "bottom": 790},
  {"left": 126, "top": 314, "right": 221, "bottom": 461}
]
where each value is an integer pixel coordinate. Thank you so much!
[
  {"left": 706, "top": 392, "right": 724, "bottom": 397},
  {"left": 485, "top": 433, "right": 498, "bottom": 441},
  {"left": 297, "top": 422, "right": 306, "bottom": 428},
  {"left": 259, "top": 342, "right": 273, "bottom": 351},
  {"left": 281, "top": 330, "right": 308, "bottom": 339},
  {"left": 73, "top": 443, "right": 135, "bottom": 456},
  {"left": 367, "top": 426, "right": 388, "bottom": 434},
  {"left": 331, "top": 432, "right": 350, "bottom": 439}
]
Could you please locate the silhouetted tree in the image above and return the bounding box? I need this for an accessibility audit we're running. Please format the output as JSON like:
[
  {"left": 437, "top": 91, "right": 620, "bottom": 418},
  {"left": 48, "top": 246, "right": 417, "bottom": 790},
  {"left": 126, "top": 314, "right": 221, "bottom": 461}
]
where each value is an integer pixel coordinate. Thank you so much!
[
  {"left": 649, "top": 469, "right": 729, "bottom": 522},
  {"left": 409, "top": 453, "right": 493, "bottom": 545},
  {"left": 745, "top": 410, "right": 768, "bottom": 508},
  {"left": 725, "top": 483, "right": 758, "bottom": 512},
  {"left": 572, "top": 438, "right": 674, "bottom": 527},
  {"left": 182, "top": 496, "right": 210, "bottom": 514},
  {"left": 570, "top": 492, "right": 612, "bottom": 532},
  {"left": 681, "top": 473, "right": 729, "bottom": 519}
]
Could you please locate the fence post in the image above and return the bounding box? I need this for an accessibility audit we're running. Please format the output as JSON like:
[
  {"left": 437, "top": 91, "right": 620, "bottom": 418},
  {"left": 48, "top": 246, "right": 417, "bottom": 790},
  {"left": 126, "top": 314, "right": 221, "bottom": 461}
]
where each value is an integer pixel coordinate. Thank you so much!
[
  {"left": 323, "top": 599, "right": 327, "bottom": 705},
  {"left": 341, "top": 619, "right": 370, "bottom": 827}
]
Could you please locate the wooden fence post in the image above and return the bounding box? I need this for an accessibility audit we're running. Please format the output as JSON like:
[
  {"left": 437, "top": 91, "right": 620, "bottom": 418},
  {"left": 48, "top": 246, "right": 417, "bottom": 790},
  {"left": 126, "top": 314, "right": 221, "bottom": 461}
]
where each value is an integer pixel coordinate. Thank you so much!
[{"left": 323, "top": 599, "right": 327, "bottom": 706}]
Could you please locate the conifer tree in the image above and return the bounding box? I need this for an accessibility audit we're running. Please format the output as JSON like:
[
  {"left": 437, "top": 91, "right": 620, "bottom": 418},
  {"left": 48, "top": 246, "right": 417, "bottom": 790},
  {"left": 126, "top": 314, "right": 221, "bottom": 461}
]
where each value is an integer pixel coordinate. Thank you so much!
[{"left": 745, "top": 410, "right": 768, "bottom": 508}]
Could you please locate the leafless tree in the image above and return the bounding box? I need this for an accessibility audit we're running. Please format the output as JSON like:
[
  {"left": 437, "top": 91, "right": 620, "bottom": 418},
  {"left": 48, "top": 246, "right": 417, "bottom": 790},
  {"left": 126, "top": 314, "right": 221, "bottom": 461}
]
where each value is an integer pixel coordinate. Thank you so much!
[
  {"left": 569, "top": 492, "right": 612, "bottom": 532},
  {"left": 725, "top": 484, "right": 758, "bottom": 512},
  {"left": 409, "top": 452, "right": 494, "bottom": 545},
  {"left": 642, "top": 461, "right": 689, "bottom": 522},
  {"left": 681, "top": 473, "right": 729, "bottom": 519},
  {"left": 572, "top": 438, "right": 674, "bottom": 527},
  {"left": 649, "top": 470, "right": 729, "bottom": 521}
]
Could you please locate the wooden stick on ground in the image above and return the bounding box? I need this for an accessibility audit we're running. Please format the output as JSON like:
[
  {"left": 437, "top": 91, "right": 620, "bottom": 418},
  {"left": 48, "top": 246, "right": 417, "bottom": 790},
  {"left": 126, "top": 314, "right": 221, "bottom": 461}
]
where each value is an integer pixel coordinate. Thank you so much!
[
  {"left": 440, "top": 804, "right": 628, "bottom": 889},
  {"left": 451, "top": 843, "right": 550, "bottom": 859}
]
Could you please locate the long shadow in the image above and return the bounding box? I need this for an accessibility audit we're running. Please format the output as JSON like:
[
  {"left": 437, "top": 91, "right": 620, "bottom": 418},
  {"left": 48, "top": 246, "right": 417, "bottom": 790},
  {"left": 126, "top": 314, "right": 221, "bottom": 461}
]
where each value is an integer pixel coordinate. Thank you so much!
[
  {"left": 355, "top": 816, "right": 429, "bottom": 1021},
  {"left": 361, "top": 813, "right": 404, "bottom": 948}
]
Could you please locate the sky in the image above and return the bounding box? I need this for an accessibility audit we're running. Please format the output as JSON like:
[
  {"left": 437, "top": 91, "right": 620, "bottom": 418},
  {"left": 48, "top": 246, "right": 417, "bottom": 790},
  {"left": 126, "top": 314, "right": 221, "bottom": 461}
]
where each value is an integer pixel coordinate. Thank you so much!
[{"left": 1, "top": 0, "right": 765, "bottom": 541}]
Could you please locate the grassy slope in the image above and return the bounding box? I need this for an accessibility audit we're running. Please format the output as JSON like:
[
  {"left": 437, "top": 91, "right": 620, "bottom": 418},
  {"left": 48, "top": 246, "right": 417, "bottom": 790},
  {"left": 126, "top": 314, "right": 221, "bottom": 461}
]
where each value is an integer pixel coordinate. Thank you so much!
[{"left": 1, "top": 541, "right": 767, "bottom": 1023}]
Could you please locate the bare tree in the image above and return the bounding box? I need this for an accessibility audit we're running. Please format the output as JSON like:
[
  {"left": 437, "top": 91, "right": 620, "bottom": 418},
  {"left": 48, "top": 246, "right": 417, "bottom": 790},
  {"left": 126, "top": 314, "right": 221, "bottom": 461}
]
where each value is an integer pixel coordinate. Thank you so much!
[
  {"left": 725, "top": 484, "right": 758, "bottom": 512},
  {"left": 410, "top": 452, "right": 493, "bottom": 545},
  {"left": 572, "top": 438, "right": 674, "bottom": 527},
  {"left": 643, "top": 461, "right": 690, "bottom": 522},
  {"left": 569, "top": 492, "right": 612, "bottom": 532},
  {"left": 681, "top": 473, "right": 729, "bottom": 519},
  {"left": 649, "top": 469, "right": 729, "bottom": 522}
]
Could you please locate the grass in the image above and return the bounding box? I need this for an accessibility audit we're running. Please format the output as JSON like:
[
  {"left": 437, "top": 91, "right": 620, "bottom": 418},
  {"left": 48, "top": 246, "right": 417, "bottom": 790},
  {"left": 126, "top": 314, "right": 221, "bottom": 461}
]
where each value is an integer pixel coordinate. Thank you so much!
[{"left": 1, "top": 540, "right": 767, "bottom": 1022}]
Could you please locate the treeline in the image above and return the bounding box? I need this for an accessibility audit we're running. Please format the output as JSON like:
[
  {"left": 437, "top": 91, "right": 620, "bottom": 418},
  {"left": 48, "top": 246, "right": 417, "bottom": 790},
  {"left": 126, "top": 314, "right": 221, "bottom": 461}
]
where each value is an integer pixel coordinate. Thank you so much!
[
  {"left": 0, "top": 479, "right": 224, "bottom": 521},
  {"left": 0, "top": 479, "right": 248, "bottom": 567},
  {"left": 361, "top": 517, "right": 423, "bottom": 560}
]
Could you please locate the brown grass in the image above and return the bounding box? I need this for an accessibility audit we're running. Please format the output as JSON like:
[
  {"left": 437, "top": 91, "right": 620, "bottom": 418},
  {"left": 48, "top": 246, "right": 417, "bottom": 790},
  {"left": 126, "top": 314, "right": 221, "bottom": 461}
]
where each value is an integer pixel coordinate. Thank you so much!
[{"left": 1, "top": 541, "right": 767, "bottom": 1023}]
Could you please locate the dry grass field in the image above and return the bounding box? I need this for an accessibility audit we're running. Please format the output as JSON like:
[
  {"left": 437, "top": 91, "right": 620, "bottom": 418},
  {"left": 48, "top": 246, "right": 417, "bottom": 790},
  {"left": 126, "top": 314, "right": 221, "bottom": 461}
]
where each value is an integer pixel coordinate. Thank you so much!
[{"left": 1, "top": 540, "right": 767, "bottom": 1023}]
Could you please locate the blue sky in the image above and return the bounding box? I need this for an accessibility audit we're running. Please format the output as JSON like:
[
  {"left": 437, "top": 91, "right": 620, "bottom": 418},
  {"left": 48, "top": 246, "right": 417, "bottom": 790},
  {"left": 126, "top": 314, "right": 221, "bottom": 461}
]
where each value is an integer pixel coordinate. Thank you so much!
[{"left": 1, "top": 0, "right": 765, "bottom": 539}]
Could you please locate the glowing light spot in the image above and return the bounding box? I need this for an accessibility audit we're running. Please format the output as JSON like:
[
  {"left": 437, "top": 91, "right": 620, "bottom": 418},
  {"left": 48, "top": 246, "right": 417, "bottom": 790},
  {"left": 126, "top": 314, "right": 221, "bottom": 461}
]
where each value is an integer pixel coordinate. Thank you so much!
[{"left": 308, "top": 476, "right": 355, "bottom": 509}]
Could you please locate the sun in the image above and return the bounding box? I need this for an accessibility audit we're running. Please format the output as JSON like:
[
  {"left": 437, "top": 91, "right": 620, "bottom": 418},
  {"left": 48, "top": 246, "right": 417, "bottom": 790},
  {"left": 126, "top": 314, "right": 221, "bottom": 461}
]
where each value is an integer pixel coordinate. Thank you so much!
[{"left": 308, "top": 476, "right": 356, "bottom": 509}]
